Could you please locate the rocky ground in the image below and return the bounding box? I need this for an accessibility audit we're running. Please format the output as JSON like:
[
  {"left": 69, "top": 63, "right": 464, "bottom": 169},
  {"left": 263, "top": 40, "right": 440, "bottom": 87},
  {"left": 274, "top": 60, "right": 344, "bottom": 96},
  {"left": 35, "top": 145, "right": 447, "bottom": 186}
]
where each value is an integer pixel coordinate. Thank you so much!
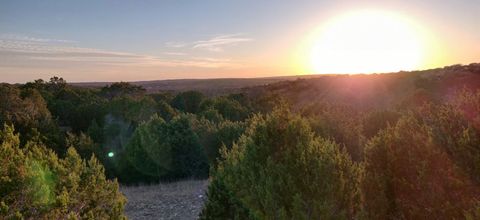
[{"left": 121, "top": 180, "right": 209, "bottom": 220}]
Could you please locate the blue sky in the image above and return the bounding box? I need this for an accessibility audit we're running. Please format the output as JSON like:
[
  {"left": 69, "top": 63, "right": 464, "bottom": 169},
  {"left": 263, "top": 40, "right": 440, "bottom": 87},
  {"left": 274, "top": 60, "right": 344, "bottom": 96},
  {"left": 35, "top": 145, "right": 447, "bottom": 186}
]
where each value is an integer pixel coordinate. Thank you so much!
[{"left": 1, "top": 0, "right": 479, "bottom": 83}]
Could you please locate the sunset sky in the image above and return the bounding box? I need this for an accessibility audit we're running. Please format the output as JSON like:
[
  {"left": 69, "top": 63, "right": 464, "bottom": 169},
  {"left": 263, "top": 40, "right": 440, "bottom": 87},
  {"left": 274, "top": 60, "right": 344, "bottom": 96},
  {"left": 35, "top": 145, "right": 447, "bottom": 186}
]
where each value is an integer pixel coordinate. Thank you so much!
[{"left": 1, "top": 0, "right": 479, "bottom": 83}]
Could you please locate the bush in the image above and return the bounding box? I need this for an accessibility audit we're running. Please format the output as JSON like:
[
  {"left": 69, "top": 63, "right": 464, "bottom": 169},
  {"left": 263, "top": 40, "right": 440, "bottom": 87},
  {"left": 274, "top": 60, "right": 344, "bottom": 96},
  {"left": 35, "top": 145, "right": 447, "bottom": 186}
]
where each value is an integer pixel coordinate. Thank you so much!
[
  {"left": 201, "top": 109, "right": 360, "bottom": 219},
  {"left": 200, "top": 96, "right": 250, "bottom": 121},
  {"left": 303, "top": 103, "right": 365, "bottom": 161},
  {"left": 0, "top": 84, "right": 63, "bottom": 154},
  {"left": 171, "top": 91, "right": 205, "bottom": 114},
  {"left": 0, "top": 124, "right": 126, "bottom": 219},
  {"left": 119, "top": 114, "right": 209, "bottom": 183},
  {"left": 191, "top": 117, "right": 246, "bottom": 166},
  {"left": 107, "top": 96, "right": 157, "bottom": 124},
  {"left": 66, "top": 132, "right": 98, "bottom": 159},
  {"left": 361, "top": 109, "right": 401, "bottom": 139},
  {"left": 361, "top": 115, "right": 480, "bottom": 219},
  {"left": 413, "top": 98, "right": 480, "bottom": 183}
]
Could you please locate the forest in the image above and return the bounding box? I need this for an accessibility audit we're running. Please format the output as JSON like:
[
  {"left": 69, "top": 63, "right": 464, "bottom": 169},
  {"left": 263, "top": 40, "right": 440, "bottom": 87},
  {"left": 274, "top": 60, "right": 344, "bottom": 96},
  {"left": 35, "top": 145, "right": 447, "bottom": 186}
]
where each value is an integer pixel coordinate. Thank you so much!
[{"left": 1, "top": 63, "right": 480, "bottom": 219}]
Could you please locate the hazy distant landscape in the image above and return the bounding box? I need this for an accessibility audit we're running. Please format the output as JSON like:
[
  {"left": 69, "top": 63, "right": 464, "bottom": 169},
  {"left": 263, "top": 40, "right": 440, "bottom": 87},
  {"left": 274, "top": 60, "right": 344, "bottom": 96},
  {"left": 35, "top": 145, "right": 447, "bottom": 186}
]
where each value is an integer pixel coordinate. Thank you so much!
[
  {"left": 71, "top": 63, "right": 480, "bottom": 93},
  {"left": 72, "top": 76, "right": 303, "bottom": 96}
]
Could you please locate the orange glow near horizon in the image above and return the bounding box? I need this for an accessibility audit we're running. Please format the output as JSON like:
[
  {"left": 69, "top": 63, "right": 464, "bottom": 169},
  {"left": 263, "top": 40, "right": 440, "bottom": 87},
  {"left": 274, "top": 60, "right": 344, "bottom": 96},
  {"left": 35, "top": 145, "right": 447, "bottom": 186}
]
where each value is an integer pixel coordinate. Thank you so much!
[{"left": 296, "top": 10, "right": 441, "bottom": 74}]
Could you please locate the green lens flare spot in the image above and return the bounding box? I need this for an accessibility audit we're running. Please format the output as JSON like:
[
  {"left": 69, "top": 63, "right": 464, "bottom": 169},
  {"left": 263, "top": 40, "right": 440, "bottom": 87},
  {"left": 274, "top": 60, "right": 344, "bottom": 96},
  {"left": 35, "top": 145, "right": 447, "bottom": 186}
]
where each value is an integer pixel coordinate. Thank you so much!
[{"left": 108, "top": 152, "right": 114, "bottom": 158}]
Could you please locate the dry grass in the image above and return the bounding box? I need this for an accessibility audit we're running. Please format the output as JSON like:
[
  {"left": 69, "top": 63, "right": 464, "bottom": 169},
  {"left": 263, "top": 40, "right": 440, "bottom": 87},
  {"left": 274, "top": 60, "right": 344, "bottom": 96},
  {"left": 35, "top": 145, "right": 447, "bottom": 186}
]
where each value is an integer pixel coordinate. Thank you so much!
[{"left": 121, "top": 180, "right": 209, "bottom": 220}]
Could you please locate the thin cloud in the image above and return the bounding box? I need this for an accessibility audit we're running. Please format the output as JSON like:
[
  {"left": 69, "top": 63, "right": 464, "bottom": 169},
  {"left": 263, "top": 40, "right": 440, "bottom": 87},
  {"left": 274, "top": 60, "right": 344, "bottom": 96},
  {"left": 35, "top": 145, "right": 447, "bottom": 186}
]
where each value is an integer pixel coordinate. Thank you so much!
[
  {"left": 0, "top": 39, "right": 144, "bottom": 62},
  {"left": 0, "top": 35, "right": 242, "bottom": 69},
  {"left": 165, "top": 41, "right": 188, "bottom": 48},
  {"left": 0, "top": 34, "right": 76, "bottom": 43},
  {"left": 164, "top": 34, "right": 253, "bottom": 52},
  {"left": 192, "top": 34, "right": 253, "bottom": 52},
  {"left": 166, "top": 57, "right": 239, "bottom": 68},
  {"left": 163, "top": 52, "right": 187, "bottom": 56},
  {"left": 193, "top": 57, "right": 232, "bottom": 62}
]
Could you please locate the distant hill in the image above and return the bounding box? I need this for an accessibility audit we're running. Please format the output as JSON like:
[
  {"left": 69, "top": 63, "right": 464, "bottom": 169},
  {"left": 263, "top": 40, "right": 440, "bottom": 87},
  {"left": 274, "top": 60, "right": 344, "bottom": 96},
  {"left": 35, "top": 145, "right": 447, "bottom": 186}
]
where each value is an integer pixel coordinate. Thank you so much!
[
  {"left": 242, "top": 63, "right": 480, "bottom": 110},
  {"left": 72, "top": 75, "right": 320, "bottom": 96},
  {"left": 72, "top": 63, "right": 480, "bottom": 99}
]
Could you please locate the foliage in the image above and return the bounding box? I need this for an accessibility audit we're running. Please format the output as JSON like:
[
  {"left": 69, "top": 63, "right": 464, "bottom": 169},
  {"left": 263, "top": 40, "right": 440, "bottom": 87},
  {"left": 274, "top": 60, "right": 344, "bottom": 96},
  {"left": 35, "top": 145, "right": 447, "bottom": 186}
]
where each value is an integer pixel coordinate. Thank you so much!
[
  {"left": 118, "top": 114, "right": 209, "bottom": 183},
  {"left": 0, "top": 125, "right": 126, "bottom": 219},
  {"left": 361, "top": 115, "right": 480, "bottom": 219},
  {"left": 200, "top": 174, "right": 258, "bottom": 220},
  {"left": 2, "top": 67, "right": 480, "bottom": 218},
  {"left": 100, "top": 82, "right": 146, "bottom": 99},
  {"left": 201, "top": 109, "right": 360, "bottom": 219},
  {"left": 171, "top": 91, "right": 205, "bottom": 114},
  {"left": 156, "top": 100, "right": 178, "bottom": 121},
  {"left": 107, "top": 96, "right": 157, "bottom": 124},
  {"left": 200, "top": 96, "right": 251, "bottom": 121},
  {"left": 191, "top": 117, "right": 246, "bottom": 166},
  {"left": 303, "top": 102, "right": 365, "bottom": 161},
  {"left": 0, "top": 84, "right": 63, "bottom": 153},
  {"left": 66, "top": 132, "right": 98, "bottom": 159},
  {"left": 361, "top": 109, "right": 401, "bottom": 139}
]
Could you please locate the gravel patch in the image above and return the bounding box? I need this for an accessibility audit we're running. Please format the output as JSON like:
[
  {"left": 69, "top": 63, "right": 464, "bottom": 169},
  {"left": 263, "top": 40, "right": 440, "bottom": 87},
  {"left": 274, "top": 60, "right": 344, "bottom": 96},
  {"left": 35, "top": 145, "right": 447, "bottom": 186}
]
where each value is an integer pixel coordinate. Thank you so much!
[{"left": 122, "top": 180, "right": 209, "bottom": 220}]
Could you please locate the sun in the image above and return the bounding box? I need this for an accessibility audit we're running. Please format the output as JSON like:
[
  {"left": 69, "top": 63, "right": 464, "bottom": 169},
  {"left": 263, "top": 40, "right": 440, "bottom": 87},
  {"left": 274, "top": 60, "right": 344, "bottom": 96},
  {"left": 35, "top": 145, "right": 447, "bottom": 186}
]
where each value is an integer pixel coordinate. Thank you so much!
[{"left": 309, "top": 10, "right": 425, "bottom": 74}]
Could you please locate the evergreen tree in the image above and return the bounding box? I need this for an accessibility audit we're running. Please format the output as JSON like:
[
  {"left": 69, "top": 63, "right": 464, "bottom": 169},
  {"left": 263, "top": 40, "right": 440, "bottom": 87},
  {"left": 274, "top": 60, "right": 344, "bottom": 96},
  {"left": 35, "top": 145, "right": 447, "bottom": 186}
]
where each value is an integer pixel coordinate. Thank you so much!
[
  {"left": 120, "top": 114, "right": 209, "bottom": 182},
  {"left": 171, "top": 91, "right": 205, "bottom": 114},
  {"left": 0, "top": 124, "right": 126, "bottom": 219},
  {"left": 361, "top": 115, "right": 480, "bottom": 219},
  {"left": 201, "top": 109, "right": 360, "bottom": 219}
]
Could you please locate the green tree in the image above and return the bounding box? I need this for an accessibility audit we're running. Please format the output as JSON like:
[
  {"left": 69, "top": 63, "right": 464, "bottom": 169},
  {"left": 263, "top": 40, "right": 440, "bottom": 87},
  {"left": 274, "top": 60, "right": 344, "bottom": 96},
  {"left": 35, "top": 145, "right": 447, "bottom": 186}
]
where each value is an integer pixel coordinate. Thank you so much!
[
  {"left": 100, "top": 82, "right": 146, "bottom": 99},
  {"left": 198, "top": 107, "right": 225, "bottom": 123},
  {"left": 412, "top": 98, "right": 480, "bottom": 183},
  {"left": 0, "top": 84, "right": 63, "bottom": 153},
  {"left": 361, "top": 110, "right": 401, "bottom": 139},
  {"left": 361, "top": 115, "right": 480, "bottom": 219},
  {"left": 156, "top": 100, "right": 177, "bottom": 121},
  {"left": 107, "top": 96, "right": 157, "bottom": 124},
  {"left": 119, "top": 114, "right": 209, "bottom": 183},
  {"left": 201, "top": 96, "right": 250, "bottom": 121},
  {"left": 201, "top": 109, "right": 360, "bottom": 219},
  {"left": 171, "top": 91, "right": 205, "bottom": 113},
  {"left": 0, "top": 124, "right": 126, "bottom": 219},
  {"left": 201, "top": 120, "right": 246, "bottom": 166},
  {"left": 47, "top": 76, "right": 67, "bottom": 93},
  {"left": 303, "top": 102, "right": 364, "bottom": 161},
  {"left": 66, "top": 132, "right": 98, "bottom": 159}
]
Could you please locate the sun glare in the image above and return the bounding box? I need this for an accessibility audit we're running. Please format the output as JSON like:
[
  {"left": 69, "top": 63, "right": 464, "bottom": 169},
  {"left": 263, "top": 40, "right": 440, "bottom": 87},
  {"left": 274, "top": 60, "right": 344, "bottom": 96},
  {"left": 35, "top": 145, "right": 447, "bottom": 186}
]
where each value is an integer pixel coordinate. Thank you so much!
[{"left": 308, "top": 10, "right": 425, "bottom": 74}]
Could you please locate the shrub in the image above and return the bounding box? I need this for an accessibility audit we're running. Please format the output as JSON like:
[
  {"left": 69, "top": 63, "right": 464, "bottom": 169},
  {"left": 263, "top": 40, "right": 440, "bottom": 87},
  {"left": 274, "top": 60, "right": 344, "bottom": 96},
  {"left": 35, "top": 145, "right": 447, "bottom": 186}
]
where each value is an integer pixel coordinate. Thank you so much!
[
  {"left": 201, "top": 109, "right": 360, "bottom": 219},
  {"left": 190, "top": 117, "right": 246, "bottom": 166},
  {"left": 361, "top": 109, "right": 401, "bottom": 139},
  {"left": 200, "top": 96, "right": 250, "bottom": 121},
  {"left": 303, "top": 103, "right": 365, "bottom": 161},
  {"left": 171, "top": 91, "right": 205, "bottom": 114},
  {"left": 0, "top": 84, "right": 63, "bottom": 154},
  {"left": 119, "top": 114, "right": 209, "bottom": 183},
  {"left": 66, "top": 132, "right": 98, "bottom": 159},
  {"left": 0, "top": 124, "right": 126, "bottom": 219},
  {"left": 361, "top": 115, "right": 480, "bottom": 219}
]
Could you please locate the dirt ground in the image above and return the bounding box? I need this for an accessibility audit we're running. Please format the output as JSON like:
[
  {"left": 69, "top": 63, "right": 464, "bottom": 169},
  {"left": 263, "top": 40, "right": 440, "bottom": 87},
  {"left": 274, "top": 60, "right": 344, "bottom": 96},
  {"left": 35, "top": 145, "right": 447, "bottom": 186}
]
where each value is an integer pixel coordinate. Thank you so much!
[{"left": 121, "top": 180, "right": 209, "bottom": 220}]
